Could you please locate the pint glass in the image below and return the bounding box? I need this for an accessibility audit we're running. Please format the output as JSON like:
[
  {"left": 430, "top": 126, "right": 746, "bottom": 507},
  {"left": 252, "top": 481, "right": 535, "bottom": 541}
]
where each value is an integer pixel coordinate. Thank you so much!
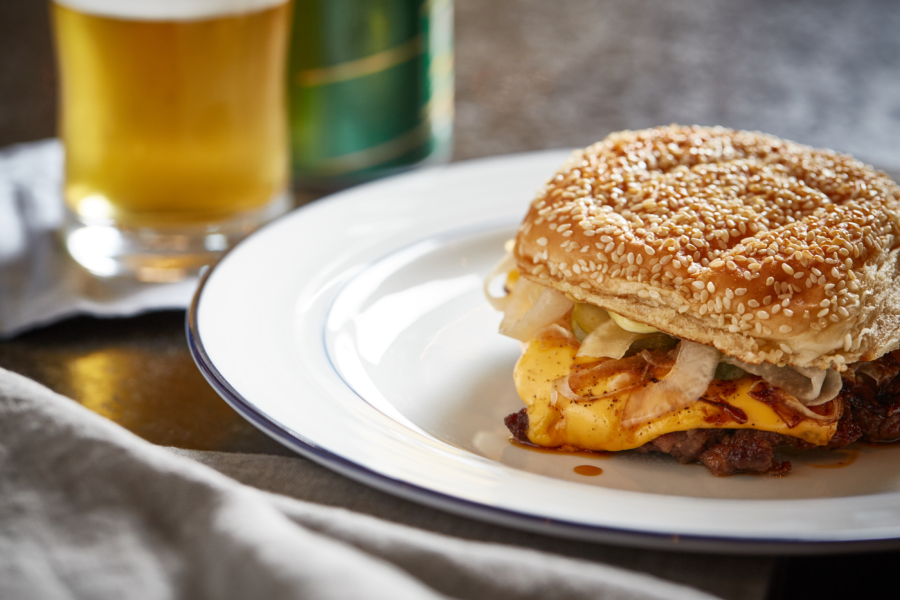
[{"left": 52, "top": 0, "right": 292, "bottom": 281}]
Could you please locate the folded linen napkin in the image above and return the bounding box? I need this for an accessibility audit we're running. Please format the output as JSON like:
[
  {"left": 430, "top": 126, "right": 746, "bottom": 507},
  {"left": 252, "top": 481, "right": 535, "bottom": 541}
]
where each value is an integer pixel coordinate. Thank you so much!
[
  {"left": 0, "top": 366, "right": 720, "bottom": 600},
  {"left": 0, "top": 140, "right": 197, "bottom": 339}
]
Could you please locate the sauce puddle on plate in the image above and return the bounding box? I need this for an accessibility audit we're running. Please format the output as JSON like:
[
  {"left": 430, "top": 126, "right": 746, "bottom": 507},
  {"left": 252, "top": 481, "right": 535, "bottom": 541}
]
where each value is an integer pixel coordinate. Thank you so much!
[
  {"left": 573, "top": 465, "right": 603, "bottom": 476},
  {"left": 808, "top": 448, "right": 859, "bottom": 469}
]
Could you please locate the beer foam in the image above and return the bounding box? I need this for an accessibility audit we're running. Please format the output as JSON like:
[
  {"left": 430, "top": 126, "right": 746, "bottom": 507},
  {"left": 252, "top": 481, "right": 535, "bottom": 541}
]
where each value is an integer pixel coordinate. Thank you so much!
[{"left": 54, "top": 0, "right": 288, "bottom": 21}]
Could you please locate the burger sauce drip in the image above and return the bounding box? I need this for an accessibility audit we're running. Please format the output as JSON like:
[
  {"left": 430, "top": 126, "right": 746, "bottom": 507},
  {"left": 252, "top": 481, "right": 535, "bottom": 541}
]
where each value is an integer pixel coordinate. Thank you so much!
[{"left": 509, "top": 438, "right": 612, "bottom": 459}]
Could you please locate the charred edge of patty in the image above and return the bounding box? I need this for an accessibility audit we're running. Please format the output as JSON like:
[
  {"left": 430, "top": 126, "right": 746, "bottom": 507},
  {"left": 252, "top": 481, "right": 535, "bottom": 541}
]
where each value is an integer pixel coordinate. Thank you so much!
[{"left": 504, "top": 409, "right": 530, "bottom": 444}]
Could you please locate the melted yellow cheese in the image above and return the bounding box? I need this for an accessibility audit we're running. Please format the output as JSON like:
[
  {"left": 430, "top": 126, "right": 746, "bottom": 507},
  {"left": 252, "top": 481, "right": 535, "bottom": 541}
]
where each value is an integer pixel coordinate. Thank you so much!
[{"left": 513, "top": 337, "right": 837, "bottom": 451}]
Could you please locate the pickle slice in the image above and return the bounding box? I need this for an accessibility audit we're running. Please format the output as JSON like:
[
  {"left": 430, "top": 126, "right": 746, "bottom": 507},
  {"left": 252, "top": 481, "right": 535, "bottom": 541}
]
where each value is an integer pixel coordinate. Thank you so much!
[
  {"left": 571, "top": 303, "right": 610, "bottom": 337},
  {"left": 609, "top": 311, "right": 659, "bottom": 334},
  {"left": 714, "top": 362, "right": 746, "bottom": 381},
  {"left": 625, "top": 333, "right": 679, "bottom": 356},
  {"left": 571, "top": 318, "right": 589, "bottom": 343}
]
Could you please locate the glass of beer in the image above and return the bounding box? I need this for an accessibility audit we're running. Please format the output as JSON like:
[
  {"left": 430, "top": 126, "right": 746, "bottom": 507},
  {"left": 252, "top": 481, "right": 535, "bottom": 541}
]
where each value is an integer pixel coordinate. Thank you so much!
[{"left": 52, "top": 0, "right": 292, "bottom": 282}]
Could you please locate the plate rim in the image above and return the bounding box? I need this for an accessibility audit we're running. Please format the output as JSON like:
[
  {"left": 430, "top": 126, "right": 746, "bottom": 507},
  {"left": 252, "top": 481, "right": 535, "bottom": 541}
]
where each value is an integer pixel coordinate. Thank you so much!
[{"left": 187, "top": 150, "right": 900, "bottom": 555}]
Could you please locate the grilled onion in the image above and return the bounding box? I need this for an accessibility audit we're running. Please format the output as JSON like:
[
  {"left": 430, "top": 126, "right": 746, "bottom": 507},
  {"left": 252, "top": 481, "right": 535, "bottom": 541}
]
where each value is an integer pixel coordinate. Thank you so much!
[
  {"left": 722, "top": 356, "right": 841, "bottom": 406},
  {"left": 550, "top": 355, "right": 647, "bottom": 407},
  {"left": 622, "top": 340, "right": 721, "bottom": 428},
  {"left": 748, "top": 380, "right": 842, "bottom": 425}
]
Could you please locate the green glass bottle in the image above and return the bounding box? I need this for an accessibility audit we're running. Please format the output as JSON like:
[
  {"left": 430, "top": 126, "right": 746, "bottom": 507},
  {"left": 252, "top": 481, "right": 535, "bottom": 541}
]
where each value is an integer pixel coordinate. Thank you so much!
[{"left": 288, "top": 0, "right": 453, "bottom": 190}]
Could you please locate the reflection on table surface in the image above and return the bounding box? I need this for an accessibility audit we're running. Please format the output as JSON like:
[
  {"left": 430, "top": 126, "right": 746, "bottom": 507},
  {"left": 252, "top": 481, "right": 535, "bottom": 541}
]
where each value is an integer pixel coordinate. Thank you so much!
[{"left": 0, "top": 311, "right": 292, "bottom": 456}]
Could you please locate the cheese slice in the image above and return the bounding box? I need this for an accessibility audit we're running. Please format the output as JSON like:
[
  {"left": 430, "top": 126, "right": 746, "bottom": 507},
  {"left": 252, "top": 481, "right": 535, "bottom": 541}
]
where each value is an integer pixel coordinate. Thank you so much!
[{"left": 513, "top": 337, "right": 838, "bottom": 451}]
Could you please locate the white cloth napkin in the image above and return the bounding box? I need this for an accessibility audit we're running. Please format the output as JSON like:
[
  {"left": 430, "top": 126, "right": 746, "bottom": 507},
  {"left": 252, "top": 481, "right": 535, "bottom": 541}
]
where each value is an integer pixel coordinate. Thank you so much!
[
  {"left": 0, "top": 366, "right": 720, "bottom": 600},
  {"left": 0, "top": 140, "right": 197, "bottom": 339}
]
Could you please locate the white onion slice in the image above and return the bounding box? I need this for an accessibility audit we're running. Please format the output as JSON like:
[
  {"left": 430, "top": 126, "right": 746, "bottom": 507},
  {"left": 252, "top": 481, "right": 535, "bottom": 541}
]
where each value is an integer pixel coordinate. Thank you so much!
[
  {"left": 722, "top": 357, "right": 841, "bottom": 406},
  {"left": 576, "top": 319, "right": 644, "bottom": 359},
  {"left": 811, "top": 369, "right": 843, "bottom": 406},
  {"left": 499, "top": 280, "right": 573, "bottom": 342},
  {"left": 498, "top": 277, "right": 540, "bottom": 331},
  {"left": 622, "top": 340, "right": 721, "bottom": 428},
  {"left": 483, "top": 251, "right": 518, "bottom": 311}
]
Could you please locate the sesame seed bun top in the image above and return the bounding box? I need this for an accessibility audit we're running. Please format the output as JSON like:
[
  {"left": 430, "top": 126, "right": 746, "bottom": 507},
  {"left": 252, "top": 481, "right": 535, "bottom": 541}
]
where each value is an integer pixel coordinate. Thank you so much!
[{"left": 515, "top": 125, "right": 900, "bottom": 370}]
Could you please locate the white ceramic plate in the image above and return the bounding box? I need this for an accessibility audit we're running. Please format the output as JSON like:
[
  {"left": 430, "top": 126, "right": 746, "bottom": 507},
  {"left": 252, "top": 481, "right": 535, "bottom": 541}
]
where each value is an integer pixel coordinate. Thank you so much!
[{"left": 189, "top": 151, "right": 900, "bottom": 553}]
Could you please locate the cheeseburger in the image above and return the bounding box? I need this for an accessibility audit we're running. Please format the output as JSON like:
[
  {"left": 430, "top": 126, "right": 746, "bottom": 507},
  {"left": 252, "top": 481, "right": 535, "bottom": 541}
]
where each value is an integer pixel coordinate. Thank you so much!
[{"left": 486, "top": 125, "right": 900, "bottom": 476}]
